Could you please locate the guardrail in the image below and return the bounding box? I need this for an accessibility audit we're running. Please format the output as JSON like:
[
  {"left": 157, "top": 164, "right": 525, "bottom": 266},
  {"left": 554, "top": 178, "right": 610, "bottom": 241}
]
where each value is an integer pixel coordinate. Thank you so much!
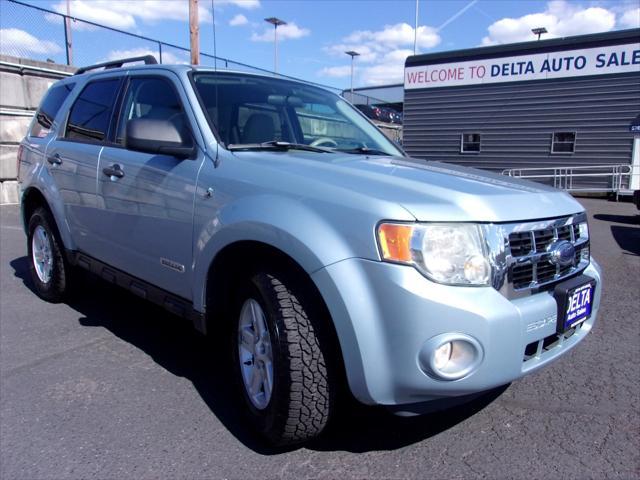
[{"left": 502, "top": 164, "right": 636, "bottom": 198}]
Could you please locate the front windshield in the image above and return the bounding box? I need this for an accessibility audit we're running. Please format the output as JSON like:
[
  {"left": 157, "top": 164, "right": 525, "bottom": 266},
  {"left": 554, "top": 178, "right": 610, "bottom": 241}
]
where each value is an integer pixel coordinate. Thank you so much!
[{"left": 192, "top": 72, "right": 404, "bottom": 156}]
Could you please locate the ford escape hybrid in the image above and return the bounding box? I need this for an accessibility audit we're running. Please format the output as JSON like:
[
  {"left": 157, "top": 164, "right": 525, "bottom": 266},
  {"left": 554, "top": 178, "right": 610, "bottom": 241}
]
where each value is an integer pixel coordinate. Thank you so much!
[{"left": 18, "top": 56, "right": 602, "bottom": 445}]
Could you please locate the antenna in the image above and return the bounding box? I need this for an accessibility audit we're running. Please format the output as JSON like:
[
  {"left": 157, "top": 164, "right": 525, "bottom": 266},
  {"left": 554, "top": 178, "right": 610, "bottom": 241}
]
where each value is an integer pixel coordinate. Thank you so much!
[{"left": 211, "top": 0, "right": 217, "bottom": 70}]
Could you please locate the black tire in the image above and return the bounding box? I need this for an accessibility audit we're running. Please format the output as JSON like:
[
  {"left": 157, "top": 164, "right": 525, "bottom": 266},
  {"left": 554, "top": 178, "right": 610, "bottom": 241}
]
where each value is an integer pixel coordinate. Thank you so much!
[
  {"left": 232, "top": 269, "right": 334, "bottom": 446},
  {"left": 27, "top": 207, "right": 73, "bottom": 303}
]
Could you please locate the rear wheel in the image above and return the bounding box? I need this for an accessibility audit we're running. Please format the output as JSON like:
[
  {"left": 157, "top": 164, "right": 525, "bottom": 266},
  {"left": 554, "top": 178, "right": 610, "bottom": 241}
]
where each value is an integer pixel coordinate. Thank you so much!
[
  {"left": 27, "top": 207, "right": 73, "bottom": 302},
  {"left": 232, "top": 269, "right": 334, "bottom": 446}
]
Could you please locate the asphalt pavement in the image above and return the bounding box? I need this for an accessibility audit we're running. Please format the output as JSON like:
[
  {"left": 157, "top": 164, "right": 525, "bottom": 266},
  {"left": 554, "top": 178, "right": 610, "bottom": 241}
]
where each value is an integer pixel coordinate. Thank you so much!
[{"left": 1, "top": 197, "right": 639, "bottom": 479}]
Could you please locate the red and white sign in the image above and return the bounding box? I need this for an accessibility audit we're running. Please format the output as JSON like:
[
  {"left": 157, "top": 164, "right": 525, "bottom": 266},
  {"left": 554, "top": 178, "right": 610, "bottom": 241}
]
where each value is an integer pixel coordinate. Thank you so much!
[{"left": 405, "top": 43, "right": 640, "bottom": 90}]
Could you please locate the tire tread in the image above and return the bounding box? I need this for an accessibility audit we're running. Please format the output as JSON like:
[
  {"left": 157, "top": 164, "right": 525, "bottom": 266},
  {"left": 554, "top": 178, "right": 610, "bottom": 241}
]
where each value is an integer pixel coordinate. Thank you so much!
[{"left": 259, "top": 273, "right": 332, "bottom": 444}]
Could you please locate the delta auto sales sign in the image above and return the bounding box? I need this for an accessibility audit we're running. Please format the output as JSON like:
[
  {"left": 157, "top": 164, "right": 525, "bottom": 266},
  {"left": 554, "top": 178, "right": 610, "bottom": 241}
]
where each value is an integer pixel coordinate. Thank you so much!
[{"left": 405, "top": 43, "right": 640, "bottom": 90}]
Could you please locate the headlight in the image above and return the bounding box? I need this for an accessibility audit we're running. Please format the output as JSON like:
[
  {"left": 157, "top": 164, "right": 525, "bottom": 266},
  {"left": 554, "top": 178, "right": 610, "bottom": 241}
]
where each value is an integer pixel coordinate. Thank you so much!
[{"left": 377, "top": 222, "right": 491, "bottom": 286}]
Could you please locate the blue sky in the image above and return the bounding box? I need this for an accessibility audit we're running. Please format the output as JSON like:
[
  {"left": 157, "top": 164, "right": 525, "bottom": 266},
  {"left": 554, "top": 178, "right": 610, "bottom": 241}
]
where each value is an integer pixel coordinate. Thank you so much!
[{"left": 1, "top": 0, "right": 639, "bottom": 90}]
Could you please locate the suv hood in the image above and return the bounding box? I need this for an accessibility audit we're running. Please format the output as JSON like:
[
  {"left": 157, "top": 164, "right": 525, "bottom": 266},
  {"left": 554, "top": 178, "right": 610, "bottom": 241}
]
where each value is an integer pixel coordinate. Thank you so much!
[{"left": 234, "top": 151, "right": 584, "bottom": 223}]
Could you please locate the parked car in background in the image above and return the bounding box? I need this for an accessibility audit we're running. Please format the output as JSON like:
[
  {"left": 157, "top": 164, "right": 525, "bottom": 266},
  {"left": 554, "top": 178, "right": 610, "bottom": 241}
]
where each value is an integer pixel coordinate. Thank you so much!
[
  {"left": 18, "top": 56, "right": 602, "bottom": 446},
  {"left": 355, "top": 104, "right": 381, "bottom": 121},
  {"left": 379, "top": 107, "right": 395, "bottom": 123}
]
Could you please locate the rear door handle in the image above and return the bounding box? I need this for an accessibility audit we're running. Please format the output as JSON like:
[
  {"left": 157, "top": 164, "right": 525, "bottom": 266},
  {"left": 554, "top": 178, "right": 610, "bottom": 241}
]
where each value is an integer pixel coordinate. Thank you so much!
[
  {"left": 46, "top": 153, "right": 62, "bottom": 165},
  {"left": 102, "top": 164, "right": 125, "bottom": 179}
]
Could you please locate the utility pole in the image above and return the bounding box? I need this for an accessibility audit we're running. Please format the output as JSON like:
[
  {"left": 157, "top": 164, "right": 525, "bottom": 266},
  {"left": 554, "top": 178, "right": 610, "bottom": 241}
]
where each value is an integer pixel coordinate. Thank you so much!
[
  {"left": 189, "top": 0, "right": 200, "bottom": 65},
  {"left": 413, "top": 0, "right": 419, "bottom": 55},
  {"left": 265, "top": 17, "right": 286, "bottom": 74},
  {"left": 64, "top": 0, "right": 73, "bottom": 65}
]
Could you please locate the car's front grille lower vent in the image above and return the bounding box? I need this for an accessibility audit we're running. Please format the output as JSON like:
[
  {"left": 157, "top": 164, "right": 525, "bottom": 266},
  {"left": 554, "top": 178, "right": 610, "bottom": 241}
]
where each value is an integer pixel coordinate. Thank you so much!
[{"left": 506, "top": 217, "right": 588, "bottom": 291}]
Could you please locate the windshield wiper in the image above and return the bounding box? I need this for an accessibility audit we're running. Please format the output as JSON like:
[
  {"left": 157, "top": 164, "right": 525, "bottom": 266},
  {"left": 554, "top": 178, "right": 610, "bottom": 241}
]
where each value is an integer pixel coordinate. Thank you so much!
[
  {"left": 228, "top": 141, "right": 332, "bottom": 153},
  {"left": 334, "top": 146, "right": 389, "bottom": 156}
]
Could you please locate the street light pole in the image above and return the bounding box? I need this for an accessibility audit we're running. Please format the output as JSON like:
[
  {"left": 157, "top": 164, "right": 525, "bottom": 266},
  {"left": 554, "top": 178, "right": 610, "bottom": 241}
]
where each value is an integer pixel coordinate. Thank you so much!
[
  {"left": 265, "top": 17, "right": 287, "bottom": 74},
  {"left": 532, "top": 27, "right": 548, "bottom": 41},
  {"left": 414, "top": 0, "right": 419, "bottom": 55},
  {"left": 345, "top": 51, "right": 360, "bottom": 97}
]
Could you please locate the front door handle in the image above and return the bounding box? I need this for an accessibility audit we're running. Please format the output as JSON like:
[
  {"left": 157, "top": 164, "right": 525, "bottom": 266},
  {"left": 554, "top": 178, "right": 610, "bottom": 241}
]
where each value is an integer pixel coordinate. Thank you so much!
[
  {"left": 102, "top": 164, "right": 125, "bottom": 179},
  {"left": 47, "top": 153, "right": 62, "bottom": 165}
]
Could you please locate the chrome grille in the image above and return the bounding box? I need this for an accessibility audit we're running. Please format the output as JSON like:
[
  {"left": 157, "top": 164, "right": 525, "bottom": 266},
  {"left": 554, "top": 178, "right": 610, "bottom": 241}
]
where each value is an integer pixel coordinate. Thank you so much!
[{"left": 505, "top": 214, "right": 589, "bottom": 292}]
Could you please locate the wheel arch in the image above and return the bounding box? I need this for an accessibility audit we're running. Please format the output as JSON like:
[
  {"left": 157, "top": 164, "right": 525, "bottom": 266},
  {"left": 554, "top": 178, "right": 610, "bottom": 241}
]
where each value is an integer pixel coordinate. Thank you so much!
[
  {"left": 21, "top": 185, "right": 75, "bottom": 251},
  {"left": 204, "top": 240, "right": 349, "bottom": 388}
]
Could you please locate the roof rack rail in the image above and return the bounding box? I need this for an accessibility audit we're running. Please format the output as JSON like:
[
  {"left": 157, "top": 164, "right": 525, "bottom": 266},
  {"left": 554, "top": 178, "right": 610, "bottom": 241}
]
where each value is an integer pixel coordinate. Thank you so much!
[{"left": 74, "top": 55, "right": 158, "bottom": 75}]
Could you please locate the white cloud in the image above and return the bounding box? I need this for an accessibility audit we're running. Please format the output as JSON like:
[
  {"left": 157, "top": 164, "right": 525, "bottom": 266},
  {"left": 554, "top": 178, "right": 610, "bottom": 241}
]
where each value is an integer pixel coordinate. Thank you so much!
[
  {"left": 0, "top": 28, "right": 62, "bottom": 56},
  {"left": 50, "top": 0, "right": 213, "bottom": 30},
  {"left": 318, "top": 65, "right": 352, "bottom": 78},
  {"left": 221, "top": 0, "right": 260, "bottom": 9},
  {"left": 105, "top": 47, "right": 188, "bottom": 65},
  {"left": 360, "top": 49, "right": 416, "bottom": 86},
  {"left": 344, "top": 23, "right": 439, "bottom": 50},
  {"left": 229, "top": 14, "right": 248, "bottom": 27},
  {"left": 251, "top": 22, "right": 310, "bottom": 42},
  {"left": 619, "top": 7, "right": 640, "bottom": 28},
  {"left": 481, "top": 1, "right": 616, "bottom": 46},
  {"left": 320, "top": 23, "right": 440, "bottom": 86}
]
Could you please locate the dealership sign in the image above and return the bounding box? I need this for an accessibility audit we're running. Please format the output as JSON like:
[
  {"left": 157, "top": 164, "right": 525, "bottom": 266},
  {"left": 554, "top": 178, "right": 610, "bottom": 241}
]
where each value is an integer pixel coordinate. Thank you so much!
[{"left": 405, "top": 43, "right": 640, "bottom": 90}]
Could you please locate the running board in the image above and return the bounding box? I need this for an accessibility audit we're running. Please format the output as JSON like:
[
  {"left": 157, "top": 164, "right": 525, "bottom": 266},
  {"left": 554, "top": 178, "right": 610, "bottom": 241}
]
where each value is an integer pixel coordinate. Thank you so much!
[{"left": 67, "top": 251, "right": 207, "bottom": 334}]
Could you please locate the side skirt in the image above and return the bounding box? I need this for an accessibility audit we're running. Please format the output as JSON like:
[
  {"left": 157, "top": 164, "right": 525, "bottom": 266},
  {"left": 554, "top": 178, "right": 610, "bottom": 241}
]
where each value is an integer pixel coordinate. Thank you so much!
[{"left": 67, "top": 250, "right": 207, "bottom": 334}]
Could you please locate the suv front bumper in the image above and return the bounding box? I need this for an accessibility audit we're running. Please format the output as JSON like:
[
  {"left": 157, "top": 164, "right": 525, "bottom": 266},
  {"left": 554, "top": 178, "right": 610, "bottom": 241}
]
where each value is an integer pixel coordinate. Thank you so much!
[{"left": 312, "top": 257, "right": 601, "bottom": 406}]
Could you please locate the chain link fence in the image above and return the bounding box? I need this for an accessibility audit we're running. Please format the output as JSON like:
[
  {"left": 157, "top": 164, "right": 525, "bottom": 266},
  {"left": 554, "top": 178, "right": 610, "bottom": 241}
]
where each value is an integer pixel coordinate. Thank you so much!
[
  {"left": 1, "top": 0, "right": 399, "bottom": 134},
  {"left": 2, "top": 1, "right": 336, "bottom": 86}
]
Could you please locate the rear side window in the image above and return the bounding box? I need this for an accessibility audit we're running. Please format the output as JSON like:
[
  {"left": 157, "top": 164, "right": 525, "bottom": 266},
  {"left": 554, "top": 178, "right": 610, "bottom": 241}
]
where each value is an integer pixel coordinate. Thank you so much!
[
  {"left": 65, "top": 79, "right": 120, "bottom": 143},
  {"left": 29, "top": 82, "right": 75, "bottom": 138}
]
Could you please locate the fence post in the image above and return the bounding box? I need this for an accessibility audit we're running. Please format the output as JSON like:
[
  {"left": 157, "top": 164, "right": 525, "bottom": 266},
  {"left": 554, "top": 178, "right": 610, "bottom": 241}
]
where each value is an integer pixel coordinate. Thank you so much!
[
  {"left": 158, "top": 42, "right": 163, "bottom": 64},
  {"left": 63, "top": 14, "right": 72, "bottom": 65}
]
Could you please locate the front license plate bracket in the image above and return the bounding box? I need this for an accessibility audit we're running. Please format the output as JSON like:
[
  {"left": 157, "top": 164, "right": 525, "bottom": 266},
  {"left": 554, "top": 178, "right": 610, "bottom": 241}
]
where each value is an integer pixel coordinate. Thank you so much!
[{"left": 553, "top": 275, "right": 596, "bottom": 334}]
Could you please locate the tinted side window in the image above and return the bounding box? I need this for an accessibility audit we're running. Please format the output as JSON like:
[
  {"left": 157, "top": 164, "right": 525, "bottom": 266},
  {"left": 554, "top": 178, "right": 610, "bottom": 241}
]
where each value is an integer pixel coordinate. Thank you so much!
[
  {"left": 115, "top": 77, "right": 185, "bottom": 145},
  {"left": 65, "top": 79, "right": 120, "bottom": 143},
  {"left": 29, "top": 82, "right": 75, "bottom": 138}
]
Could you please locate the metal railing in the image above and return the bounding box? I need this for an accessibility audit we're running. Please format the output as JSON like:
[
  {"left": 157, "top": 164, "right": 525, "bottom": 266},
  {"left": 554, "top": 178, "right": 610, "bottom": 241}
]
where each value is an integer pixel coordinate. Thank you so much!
[{"left": 502, "top": 164, "right": 635, "bottom": 197}]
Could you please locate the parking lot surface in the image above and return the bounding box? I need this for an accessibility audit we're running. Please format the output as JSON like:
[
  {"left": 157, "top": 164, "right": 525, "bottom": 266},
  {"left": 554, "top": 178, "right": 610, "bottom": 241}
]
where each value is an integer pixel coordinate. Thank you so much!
[{"left": 1, "top": 197, "right": 639, "bottom": 479}]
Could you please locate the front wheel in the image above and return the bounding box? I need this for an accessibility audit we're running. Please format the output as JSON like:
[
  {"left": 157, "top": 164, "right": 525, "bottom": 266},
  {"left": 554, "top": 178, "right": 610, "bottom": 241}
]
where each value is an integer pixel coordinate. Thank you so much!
[{"left": 232, "top": 270, "right": 334, "bottom": 446}]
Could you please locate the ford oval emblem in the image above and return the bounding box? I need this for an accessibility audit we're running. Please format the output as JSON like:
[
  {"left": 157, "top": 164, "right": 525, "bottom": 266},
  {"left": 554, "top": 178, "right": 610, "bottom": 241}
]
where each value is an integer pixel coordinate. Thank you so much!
[{"left": 547, "top": 240, "right": 576, "bottom": 267}]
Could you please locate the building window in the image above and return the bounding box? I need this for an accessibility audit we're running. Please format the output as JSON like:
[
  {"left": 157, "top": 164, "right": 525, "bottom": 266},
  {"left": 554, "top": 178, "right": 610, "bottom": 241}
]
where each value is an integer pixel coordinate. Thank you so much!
[
  {"left": 461, "top": 133, "right": 481, "bottom": 153},
  {"left": 551, "top": 132, "right": 576, "bottom": 154}
]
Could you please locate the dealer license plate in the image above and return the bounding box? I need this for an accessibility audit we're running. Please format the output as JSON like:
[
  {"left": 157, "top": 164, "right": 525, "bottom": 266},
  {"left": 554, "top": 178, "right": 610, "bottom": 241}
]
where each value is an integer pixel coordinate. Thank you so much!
[{"left": 558, "top": 281, "right": 594, "bottom": 333}]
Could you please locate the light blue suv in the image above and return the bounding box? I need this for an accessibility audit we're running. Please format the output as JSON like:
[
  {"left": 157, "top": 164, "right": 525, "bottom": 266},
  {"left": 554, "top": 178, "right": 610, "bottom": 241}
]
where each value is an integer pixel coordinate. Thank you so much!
[{"left": 18, "top": 56, "right": 602, "bottom": 445}]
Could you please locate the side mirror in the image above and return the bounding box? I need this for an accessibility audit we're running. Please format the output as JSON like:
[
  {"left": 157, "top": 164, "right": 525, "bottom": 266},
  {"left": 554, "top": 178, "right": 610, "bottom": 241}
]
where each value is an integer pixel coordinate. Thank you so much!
[{"left": 125, "top": 118, "right": 195, "bottom": 159}]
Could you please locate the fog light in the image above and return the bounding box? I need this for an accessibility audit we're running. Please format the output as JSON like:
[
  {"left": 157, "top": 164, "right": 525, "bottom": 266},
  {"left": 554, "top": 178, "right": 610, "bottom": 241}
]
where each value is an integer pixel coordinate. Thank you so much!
[
  {"left": 419, "top": 334, "right": 484, "bottom": 381},
  {"left": 433, "top": 342, "right": 452, "bottom": 370}
]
